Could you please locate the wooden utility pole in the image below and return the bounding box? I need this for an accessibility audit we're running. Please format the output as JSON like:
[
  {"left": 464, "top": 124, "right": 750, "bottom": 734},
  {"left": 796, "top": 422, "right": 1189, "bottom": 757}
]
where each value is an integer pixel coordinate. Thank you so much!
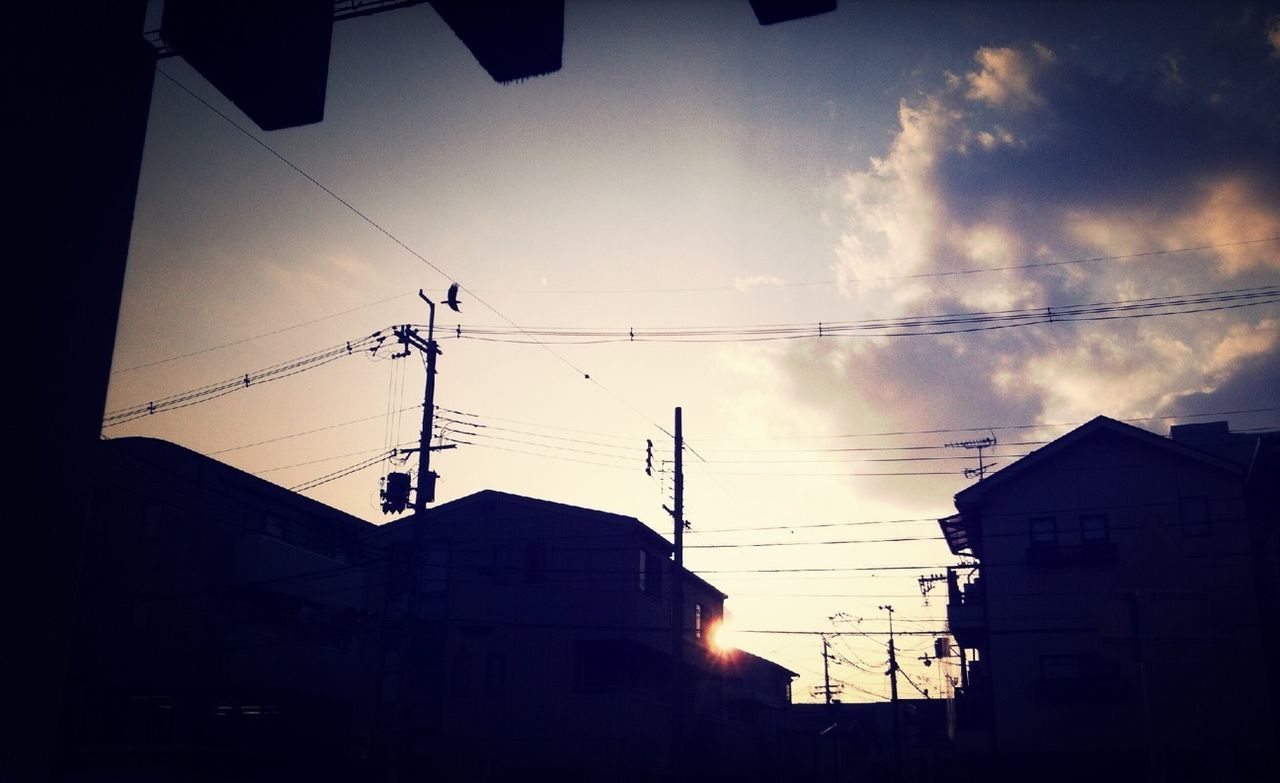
[
  {"left": 881, "top": 604, "right": 903, "bottom": 782},
  {"left": 670, "top": 406, "right": 687, "bottom": 782},
  {"left": 822, "top": 634, "right": 834, "bottom": 705}
]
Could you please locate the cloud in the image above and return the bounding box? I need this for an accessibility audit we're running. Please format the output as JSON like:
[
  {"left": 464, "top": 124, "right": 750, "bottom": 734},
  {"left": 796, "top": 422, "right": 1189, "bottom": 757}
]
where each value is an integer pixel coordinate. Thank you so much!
[
  {"left": 960, "top": 44, "right": 1056, "bottom": 110},
  {"left": 834, "top": 96, "right": 959, "bottom": 299},
  {"left": 775, "top": 32, "right": 1280, "bottom": 453},
  {"left": 1064, "top": 177, "right": 1280, "bottom": 275}
]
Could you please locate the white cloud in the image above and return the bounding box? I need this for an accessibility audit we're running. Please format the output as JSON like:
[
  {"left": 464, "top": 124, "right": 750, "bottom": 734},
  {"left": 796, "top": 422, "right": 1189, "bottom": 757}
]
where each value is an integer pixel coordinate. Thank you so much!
[
  {"left": 1064, "top": 177, "right": 1280, "bottom": 275},
  {"left": 833, "top": 96, "right": 958, "bottom": 298},
  {"left": 1205, "top": 319, "right": 1278, "bottom": 375},
  {"left": 962, "top": 44, "right": 1055, "bottom": 110},
  {"left": 790, "top": 40, "right": 1280, "bottom": 450}
]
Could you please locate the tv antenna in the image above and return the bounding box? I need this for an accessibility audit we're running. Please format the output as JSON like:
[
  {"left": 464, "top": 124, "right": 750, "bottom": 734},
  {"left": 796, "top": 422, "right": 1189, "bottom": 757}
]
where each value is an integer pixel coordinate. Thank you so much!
[{"left": 945, "top": 434, "right": 997, "bottom": 481}]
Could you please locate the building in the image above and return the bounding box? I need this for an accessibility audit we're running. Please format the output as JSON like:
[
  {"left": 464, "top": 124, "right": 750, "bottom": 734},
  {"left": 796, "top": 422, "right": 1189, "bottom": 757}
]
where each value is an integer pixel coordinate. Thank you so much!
[
  {"left": 65, "top": 439, "right": 796, "bottom": 781},
  {"left": 65, "top": 437, "right": 378, "bottom": 782},
  {"left": 937, "top": 416, "right": 1276, "bottom": 781},
  {"left": 367, "top": 488, "right": 797, "bottom": 782}
]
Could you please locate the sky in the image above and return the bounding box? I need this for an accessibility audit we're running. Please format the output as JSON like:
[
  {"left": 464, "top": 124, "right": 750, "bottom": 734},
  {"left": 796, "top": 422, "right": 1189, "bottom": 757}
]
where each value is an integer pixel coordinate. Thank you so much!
[{"left": 108, "top": 0, "right": 1280, "bottom": 704}]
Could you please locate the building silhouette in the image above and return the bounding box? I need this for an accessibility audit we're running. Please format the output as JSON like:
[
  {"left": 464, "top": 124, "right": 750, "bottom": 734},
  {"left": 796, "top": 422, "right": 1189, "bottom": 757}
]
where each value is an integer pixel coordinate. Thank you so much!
[
  {"left": 64, "top": 437, "right": 796, "bottom": 781},
  {"left": 938, "top": 416, "right": 1278, "bottom": 781}
]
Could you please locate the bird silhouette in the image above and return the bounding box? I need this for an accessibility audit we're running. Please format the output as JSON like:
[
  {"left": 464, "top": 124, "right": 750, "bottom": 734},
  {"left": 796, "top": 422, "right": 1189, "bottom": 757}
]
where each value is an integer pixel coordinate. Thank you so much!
[{"left": 445, "top": 282, "right": 462, "bottom": 312}]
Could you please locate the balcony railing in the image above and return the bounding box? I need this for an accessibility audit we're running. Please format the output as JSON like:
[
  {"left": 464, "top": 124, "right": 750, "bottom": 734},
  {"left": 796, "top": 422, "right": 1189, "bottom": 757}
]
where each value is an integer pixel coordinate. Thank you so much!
[{"left": 946, "top": 567, "right": 986, "bottom": 648}]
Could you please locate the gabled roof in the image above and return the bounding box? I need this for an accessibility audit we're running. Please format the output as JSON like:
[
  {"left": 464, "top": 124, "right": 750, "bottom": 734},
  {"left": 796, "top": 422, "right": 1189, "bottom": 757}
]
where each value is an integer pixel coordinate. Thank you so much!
[
  {"left": 385, "top": 488, "right": 671, "bottom": 549},
  {"left": 101, "top": 436, "right": 376, "bottom": 533},
  {"left": 721, "top": 647, "right": 799, "bottom": 678},
  {"left": 953, "top": 415, "right": 1245, "bottom": 508},
  {"left": 382, "top": 489, "right": 727, "bottom": 599}
]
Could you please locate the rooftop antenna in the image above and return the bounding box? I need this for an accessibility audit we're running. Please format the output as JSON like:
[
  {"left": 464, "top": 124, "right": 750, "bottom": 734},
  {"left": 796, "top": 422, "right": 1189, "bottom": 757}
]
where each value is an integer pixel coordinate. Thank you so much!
[{"left": 945, "top": 434, "right": 998, "bottom": 481}]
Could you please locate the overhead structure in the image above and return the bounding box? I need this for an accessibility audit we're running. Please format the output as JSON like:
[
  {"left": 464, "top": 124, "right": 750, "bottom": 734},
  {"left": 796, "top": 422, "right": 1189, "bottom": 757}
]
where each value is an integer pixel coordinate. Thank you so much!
[
  {"left": 153, "top": 0, "right": 838, "bottom": 133},
  {"left": 161, "top": 0, "right": 334, "bottom": 130},
  {"left": 431, "top": 0, "right": 564, "bottom": 84},
  {"left": 749, "top": 0, "right": 838, "bottom": 25}
]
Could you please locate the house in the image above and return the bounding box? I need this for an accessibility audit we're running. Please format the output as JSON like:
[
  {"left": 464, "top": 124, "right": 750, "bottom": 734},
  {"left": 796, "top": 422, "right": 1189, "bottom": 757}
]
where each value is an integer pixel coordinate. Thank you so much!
[
  {"left": 66, "top": 437, "right": 379, "bottom": 782},
  {"left": 774, "top": 699, "right": 949, "bottom": 783},
  {"left": 937, "top": 416, "right": 1276, "bottom": 781},
  {"left": 366, "top": 488, "right": 797, "bottom": 783},
  {"left": 65, "top": 440, "right": 797, "bottom": 781}
]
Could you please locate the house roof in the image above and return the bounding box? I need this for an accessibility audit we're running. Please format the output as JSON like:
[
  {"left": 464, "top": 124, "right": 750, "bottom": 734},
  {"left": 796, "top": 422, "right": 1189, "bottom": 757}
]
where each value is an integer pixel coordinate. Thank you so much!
[
  {"left": 721, "top": 647, "right": 799, "bottom": 678},
  {"left": 939, "top": 416, "right": 1247, "bottom": 557},
  {"left": 953, "top": 415, "right": 1244, "bottom": 507},
  {"left": 385, "top": 489, "right": 728, "bottom": 599},
  {"left": 100, "top": 436, "right": 377, "bottom": 533}
]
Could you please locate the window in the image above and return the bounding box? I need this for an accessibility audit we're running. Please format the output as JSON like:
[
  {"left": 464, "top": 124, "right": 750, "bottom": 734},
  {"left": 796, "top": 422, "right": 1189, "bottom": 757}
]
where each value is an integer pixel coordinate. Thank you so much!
[
  {"left": 1080, "top": 513, "right": 1109, "bottom": 542},
  {"left": 1179, "top": 496, "right": 1209, "bottom": 537},
  {"left": 694, "top": 603, "right": 703, "bottom": 639},
  {"left": 1029, "top": 516, "right": 1057, "bottom": 545},
  {"left": 639, "top": 550, "right": 662, "bottom": 596}
]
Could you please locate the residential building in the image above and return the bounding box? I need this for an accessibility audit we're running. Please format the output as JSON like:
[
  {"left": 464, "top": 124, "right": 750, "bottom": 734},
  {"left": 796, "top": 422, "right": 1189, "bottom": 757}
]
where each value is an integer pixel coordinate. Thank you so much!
[
  {"left": 66, "top": 438, "right": 796, "bottom": 781},
  {"left": 367, "top": 488, "right": 797, "bottom": 782},
  {"left": 937, "top": 416, "right": 1276, "bottom": 781},
  {"left": 66, "top": 437, "right": 378, "bottom": 781}
]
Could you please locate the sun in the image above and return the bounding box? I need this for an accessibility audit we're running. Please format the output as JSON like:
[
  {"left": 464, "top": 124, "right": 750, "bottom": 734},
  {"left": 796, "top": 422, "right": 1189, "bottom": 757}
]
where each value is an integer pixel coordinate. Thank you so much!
[{"left": 707, "top": 619, "right": 736, "bottom": 654}]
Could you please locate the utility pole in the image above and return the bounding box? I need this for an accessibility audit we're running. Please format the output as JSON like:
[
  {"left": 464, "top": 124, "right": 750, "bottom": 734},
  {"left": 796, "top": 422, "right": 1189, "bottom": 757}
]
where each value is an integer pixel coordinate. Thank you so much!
[
  {"left": 880, "top": 604, "right": 903, "bottom": 782},
  {"left": 377, "top": 286, "right": 459, "bottom": 779},
  {"left": 669, "top": 407, "right": 687, "bottom": 783},
  {"left": 384, "top": 287, "right": 459, "bottom": 513},
  {"left": 822, "top": 634, "right": 834, "bottom": 705}
]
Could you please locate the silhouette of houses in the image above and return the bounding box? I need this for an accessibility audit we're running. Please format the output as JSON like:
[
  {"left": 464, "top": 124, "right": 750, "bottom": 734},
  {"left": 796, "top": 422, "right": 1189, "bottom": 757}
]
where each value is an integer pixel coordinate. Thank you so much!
[
  {"left": 938, "top": 416, "right": 1278, "bottom": 781},
  {"left": 66, "top": 437, "right": 796, "bottom": 781},
  {"left": 67, "top": 437, "right": 379, "bottom": 781}
]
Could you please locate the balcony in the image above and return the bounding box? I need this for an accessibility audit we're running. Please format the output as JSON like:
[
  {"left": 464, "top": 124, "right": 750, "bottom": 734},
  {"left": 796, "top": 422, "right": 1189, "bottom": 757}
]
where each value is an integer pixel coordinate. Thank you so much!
[
  {"left": 946, "top": 567, "right": 986, "bottom": 649},
  {"left": 953, "top": 681, "right": 993, "bottom": 730}
]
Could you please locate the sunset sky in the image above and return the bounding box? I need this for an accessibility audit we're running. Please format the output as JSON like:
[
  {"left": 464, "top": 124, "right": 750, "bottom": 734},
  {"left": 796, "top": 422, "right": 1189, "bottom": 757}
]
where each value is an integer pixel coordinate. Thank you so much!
[{"left": 107, "top": 0, "right": 1280, "bottom": 704}]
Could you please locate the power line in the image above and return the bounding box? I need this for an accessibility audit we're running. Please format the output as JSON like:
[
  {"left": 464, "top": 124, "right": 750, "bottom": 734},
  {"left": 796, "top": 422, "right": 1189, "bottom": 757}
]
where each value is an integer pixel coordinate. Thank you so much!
[
  {"left": 110, "top": 291, "right": 412, "bottom": 375},
  {"left": 439, "top": 285, "right": 1280, "bottom": 343},
  {"left": 209, "top": 403, "right": 422, "bottom": 455},
  {"left": 471, "top": 236, "right": 1280, "bottom": 295},
  {"left": 157, "top": 68, "right": 676, "bottom": 444},
  {"left": 102, "top": 331, "right": 387, "bottom": 427}
]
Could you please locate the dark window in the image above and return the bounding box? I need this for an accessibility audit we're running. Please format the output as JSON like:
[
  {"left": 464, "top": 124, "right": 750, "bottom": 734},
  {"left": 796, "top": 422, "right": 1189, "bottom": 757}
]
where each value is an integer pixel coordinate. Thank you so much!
[
  {"left": 639, "top": 550, "right": 663, "bottom": 596},
  {"left": 1080, "top": 513, "right": 1109, "bottom": 542},
  {"left": 1179, "top": 497, "right": 1210, "bottom": 536},
  {"left": 694, "top": 603, "right": 703, "bottom": 639},
  {"left": 1029, "top": 516, "right": 1057, "bottom": 545},
  {"left": 524, "top": 542, "right": 546, "bottom": 584}
]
